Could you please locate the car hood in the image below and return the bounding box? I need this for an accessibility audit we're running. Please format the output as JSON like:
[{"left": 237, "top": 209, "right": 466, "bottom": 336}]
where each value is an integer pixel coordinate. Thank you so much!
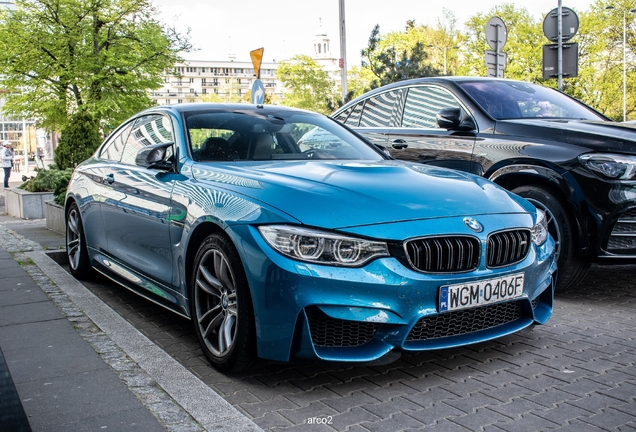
[
  {"left": 191, "top": 160, "right": 533, "bottom": 229},
  {"left": 498, "top": 119, "right": 636, "bottom": 153}
]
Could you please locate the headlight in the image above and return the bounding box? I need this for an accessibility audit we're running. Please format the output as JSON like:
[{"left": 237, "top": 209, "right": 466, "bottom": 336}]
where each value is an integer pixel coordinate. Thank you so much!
[
  {"left": 531, "top": 208, "right": 548, "bottom": 246},
  {"left": 579, "top": 153, "right": 636, "bottom": 180},
  {"left": 258, "top": 225, "right": 389, "bottom": 266}
]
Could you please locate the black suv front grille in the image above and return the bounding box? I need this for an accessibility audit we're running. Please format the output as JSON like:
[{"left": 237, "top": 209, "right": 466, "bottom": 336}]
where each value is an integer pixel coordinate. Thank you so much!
[{"left": 607, "top": 209, "right": 636, "bottom": 254}]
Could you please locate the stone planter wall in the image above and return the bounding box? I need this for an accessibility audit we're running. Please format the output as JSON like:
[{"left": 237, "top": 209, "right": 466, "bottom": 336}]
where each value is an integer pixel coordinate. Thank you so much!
[
  {"left": 45, "top": 201, "right": 65, "bottom": 234},
  {"left": 4, "top": 188, "right": 54, "bottom": 219}
]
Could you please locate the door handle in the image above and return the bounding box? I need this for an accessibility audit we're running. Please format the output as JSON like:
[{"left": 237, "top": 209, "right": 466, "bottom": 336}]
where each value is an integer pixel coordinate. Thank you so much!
[
  {"left": 104, "top": 173, "right": 114, "bottom": 184},
  {"left": 392, "top": 139, "right": 408, "bottom": 150}
]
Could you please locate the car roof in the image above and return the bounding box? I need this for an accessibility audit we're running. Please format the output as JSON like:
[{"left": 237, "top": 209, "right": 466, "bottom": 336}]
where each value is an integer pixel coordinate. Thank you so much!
[{"left": 142, "top": 103, "right": 320, "bottom": 116}]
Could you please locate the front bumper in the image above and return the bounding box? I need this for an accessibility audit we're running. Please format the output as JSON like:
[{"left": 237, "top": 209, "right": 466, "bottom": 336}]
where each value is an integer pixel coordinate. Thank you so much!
[{"left": 230, "top": 221, "right": 556, "bottom": 363}]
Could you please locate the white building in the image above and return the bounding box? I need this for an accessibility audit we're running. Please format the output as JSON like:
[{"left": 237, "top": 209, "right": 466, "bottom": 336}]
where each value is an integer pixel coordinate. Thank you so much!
[
  {"left": 152, "top": 57, "right": 283, "bottom": 105},
  {"left": 153, "top": 21, "right": 342, "bottom": 106},
  {"left": 311, "top": 20, "right": 341, "bottom": 84}
]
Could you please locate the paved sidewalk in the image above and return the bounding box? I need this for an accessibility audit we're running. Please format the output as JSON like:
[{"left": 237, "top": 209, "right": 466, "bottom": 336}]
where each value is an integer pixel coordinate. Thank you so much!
[
  {"left": 0, "top": 189, "right": 261, "bottom": 432},
  {"left": 0, "top": 238, "right": 167, "bottom": 431}
]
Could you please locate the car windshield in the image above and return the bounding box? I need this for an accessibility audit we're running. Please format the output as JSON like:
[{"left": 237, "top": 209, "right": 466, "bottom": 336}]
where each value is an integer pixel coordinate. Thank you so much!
[
  {"left": 185, "top": 109, "right": 385, "bottom": 162},
  {"left": 458, "top": 80, "right": 606, "bottom": 121}
]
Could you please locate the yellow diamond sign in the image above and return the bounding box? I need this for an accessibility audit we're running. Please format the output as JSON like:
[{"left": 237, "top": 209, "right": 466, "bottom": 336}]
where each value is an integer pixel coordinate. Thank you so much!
[{"left": 250, "top": 48, "right": 264, "bottom": 79}]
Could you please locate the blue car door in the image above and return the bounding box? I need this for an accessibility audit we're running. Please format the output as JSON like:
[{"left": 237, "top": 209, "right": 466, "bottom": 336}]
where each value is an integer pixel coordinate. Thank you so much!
[{"left": 100, "top": 114, "right": 177, "bottom": 288}]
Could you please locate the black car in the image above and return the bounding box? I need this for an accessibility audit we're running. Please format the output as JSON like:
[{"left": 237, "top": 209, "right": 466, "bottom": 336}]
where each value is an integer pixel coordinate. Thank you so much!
[{"left": 333, "top": 76, "right": 636, "bottom": 291}]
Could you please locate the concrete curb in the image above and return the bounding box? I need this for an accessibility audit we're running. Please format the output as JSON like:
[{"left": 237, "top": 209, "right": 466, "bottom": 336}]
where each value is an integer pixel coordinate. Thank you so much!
[{"left": 27, "top": 250, "right": 263, "bottom": 432}]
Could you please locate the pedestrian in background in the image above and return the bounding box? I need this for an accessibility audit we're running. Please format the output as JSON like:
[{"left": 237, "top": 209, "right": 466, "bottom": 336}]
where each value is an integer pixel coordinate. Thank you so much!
[{"left": 2, "top": 142, "right": 14, "bottom": 188}]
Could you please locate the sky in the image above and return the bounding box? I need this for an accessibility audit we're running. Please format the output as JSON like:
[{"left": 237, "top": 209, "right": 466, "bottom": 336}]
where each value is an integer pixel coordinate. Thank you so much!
[{"left": 150, "top": 0, "right": 596, "bottom": 65}]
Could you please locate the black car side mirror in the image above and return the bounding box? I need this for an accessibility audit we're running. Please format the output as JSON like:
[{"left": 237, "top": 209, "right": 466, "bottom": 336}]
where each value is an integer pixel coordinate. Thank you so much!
[
  {"left": 136, "top": 142, "right": 174, "bottom": 171},
  {"left": 436, "top": 108, "right": 476, "bottom": 132}
]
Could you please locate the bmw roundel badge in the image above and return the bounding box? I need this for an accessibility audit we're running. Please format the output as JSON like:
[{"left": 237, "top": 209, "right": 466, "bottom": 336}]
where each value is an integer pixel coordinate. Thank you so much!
[{"left": 463, "top": 217, "right": 483, "bottom": 233}]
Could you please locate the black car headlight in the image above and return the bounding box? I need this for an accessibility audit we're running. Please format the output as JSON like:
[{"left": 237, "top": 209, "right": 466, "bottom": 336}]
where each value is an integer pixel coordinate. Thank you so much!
[
  {"left": 579, "top": 153, "right": 636, "bottom": 180},
  {"left": 258, "top": 225, "right": 389, "bottom": 266},
  {"left": 531, "top": 208, "right": 549, "bottom": 246}
]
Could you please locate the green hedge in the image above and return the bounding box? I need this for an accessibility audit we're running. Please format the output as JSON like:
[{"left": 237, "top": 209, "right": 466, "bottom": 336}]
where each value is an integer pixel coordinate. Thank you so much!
[{"left": 19, "top": 165, "right": 73, "bottom": 206}]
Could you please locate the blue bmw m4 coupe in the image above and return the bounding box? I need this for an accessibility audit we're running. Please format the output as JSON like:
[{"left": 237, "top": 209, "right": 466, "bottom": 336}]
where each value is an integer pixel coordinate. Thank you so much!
[{"left": 64, "top": 103, "right": 556, "bottom": 371}]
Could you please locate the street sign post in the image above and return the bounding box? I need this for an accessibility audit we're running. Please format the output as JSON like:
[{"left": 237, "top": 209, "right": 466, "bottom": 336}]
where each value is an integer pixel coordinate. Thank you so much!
[
  {"left": 485, "top": 51, "right": 506, "bottom": 78},
  {"left": 542, "top": 43, "right": 578, "bottom": 79},
  {"left": 485, "top": 16, "right": 507, "bottom": 78},
  {"left": 250, "top": 48, "right": 265, "bottom": 104},
  {"left": 541, "top": 5, "right": 579, "bottom": 89},
  {"left": 543, "top": 6, "right": 579, "bottom": 42},
  {"left": 251, "top": 79, "right": 265, "bottom": 105}
]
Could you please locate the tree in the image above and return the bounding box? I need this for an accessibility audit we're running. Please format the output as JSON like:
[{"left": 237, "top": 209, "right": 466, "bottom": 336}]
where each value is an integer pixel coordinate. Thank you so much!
[
  {"left": 0, "top": 0, "right": 191, "bottom": 133},
  {"left": 568, "top": 1, "right": 636, "bottom": 121},
  {"left": 276, "top": 55, "right": 336, "bottom": 114},
  {"left": 361, "top": 24, "right": 441, "bottom": 88},
  {"left": 54, "top": 109, "right": 102, "bottom": 169}
]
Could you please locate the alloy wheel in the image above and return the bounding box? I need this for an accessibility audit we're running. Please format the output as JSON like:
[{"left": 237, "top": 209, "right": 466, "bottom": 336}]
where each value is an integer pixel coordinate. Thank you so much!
[{"left": 194, "top": 248, "right": 238, "bottom": 357}]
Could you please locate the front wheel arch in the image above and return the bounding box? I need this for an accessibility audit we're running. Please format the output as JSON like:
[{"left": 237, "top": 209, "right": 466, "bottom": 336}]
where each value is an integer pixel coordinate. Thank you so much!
[
  {"left": 491, "top": 167, "right": 591, "bottom": 255},
  {"left": 510, "top": 184, "right": 591, "bottom": 292}
]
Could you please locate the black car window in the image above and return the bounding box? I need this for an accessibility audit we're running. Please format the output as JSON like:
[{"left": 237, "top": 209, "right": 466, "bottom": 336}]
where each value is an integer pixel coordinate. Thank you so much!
[
  {"left": 98, "top": 122, "right": 133, "bottom": 161},
  {"left": 344, "top": 103, "right": 363, "bottom": 127},
  {"left": 359, "top": 89, "right": 403, "bottom": 127},
  {"left": 459, "top": 81, "right": 606, "bottom": 120},
  {"left": 333, "top": 106, "right": 353, "bottom": 124},
  {"left": 120, "top": 114, "right": 174, "bottom": 165},
  {"left": 402, "top": 86, "right": 462, "bottom": 128}
]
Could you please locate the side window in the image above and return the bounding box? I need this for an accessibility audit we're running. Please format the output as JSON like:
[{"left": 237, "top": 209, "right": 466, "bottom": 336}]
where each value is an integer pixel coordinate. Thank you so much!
[
  {"left": 98, "top": 122, "right": 133, "bottom": 161},
  {"left": 402, "top": 86, "right": 462, "bottom": 128},
  {"left": 344, "top": 103, "right": 363, "bottom": 127},
  {"left": 359, "top": 89, "right": 403, "bottom": 127},
  {"left": 333, "top": 106, "right": 353, "bottom": 124},
  {"left": 120, "top": 115, "right": 174, "bottom": 165}
]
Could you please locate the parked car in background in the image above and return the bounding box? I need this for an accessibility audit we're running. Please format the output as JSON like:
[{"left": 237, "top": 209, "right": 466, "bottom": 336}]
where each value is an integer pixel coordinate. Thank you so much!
[
  {"left": 65, "top": 103, "right": 556, "bottom": 372},
  {"left": 333, "top": 77, "right": 636, "bottom": 291}
]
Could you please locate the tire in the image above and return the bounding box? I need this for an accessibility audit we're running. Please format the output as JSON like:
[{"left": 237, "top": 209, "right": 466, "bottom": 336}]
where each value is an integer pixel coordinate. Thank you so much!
[
  {"left": 512, "top": 185, "right": 590, "bottom": 292},
  {"left": 190, "top": 233, "right": 256, "bottom": 372},
  {"left": 66, "top": 202, "right": 92, "bottom": 279}
]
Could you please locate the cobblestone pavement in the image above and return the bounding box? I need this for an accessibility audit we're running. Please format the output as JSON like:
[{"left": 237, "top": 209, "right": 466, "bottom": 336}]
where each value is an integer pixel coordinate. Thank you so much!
[
  {"left": 62, "top": 259, "right": 636, "bottom": 431},
  {"left": 2, "top": 218, "right": 635, "bottom": 431}
]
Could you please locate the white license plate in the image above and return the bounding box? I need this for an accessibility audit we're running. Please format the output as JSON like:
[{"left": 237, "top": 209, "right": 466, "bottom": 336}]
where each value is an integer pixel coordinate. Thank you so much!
[{"left": 439, "top": 273, "right": 525, "bottom": 312}]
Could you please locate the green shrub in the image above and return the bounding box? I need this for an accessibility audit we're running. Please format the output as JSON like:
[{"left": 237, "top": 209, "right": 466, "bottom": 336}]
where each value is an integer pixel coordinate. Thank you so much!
[
  {"left": 54, "top": 109, "right": 102, "bottom": 170},
  {"left": 20, "top": 165, "right": 74, "bottom": 206}
]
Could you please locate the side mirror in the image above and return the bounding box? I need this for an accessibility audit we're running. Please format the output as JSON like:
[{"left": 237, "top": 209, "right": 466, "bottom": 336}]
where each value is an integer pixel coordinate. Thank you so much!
[
  {"left": 436, "top": 108, "right": 476, "bottom": 132},
  {"left": 135, "top": 142, "right": 174, "bottom": 171}
]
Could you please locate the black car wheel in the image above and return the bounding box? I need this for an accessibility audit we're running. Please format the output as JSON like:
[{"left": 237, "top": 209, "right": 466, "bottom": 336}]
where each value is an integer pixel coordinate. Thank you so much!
[
  {"left": 512, "top": 185, "right": 590, "bottom": 292},
  {"left": 66, "top": 202, "right": 92, "bottom": 279},
  {"left": 190, "top": 233, "right": 255, "bottom": 372}
]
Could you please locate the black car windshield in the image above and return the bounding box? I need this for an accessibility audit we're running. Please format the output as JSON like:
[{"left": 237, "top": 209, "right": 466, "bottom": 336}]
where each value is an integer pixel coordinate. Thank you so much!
[
  {"left": 185, "top": 109, "right": 385, "bottom": 162},
  {"left": 459, "top": 81, "right": 606, "bottom": 121}
]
